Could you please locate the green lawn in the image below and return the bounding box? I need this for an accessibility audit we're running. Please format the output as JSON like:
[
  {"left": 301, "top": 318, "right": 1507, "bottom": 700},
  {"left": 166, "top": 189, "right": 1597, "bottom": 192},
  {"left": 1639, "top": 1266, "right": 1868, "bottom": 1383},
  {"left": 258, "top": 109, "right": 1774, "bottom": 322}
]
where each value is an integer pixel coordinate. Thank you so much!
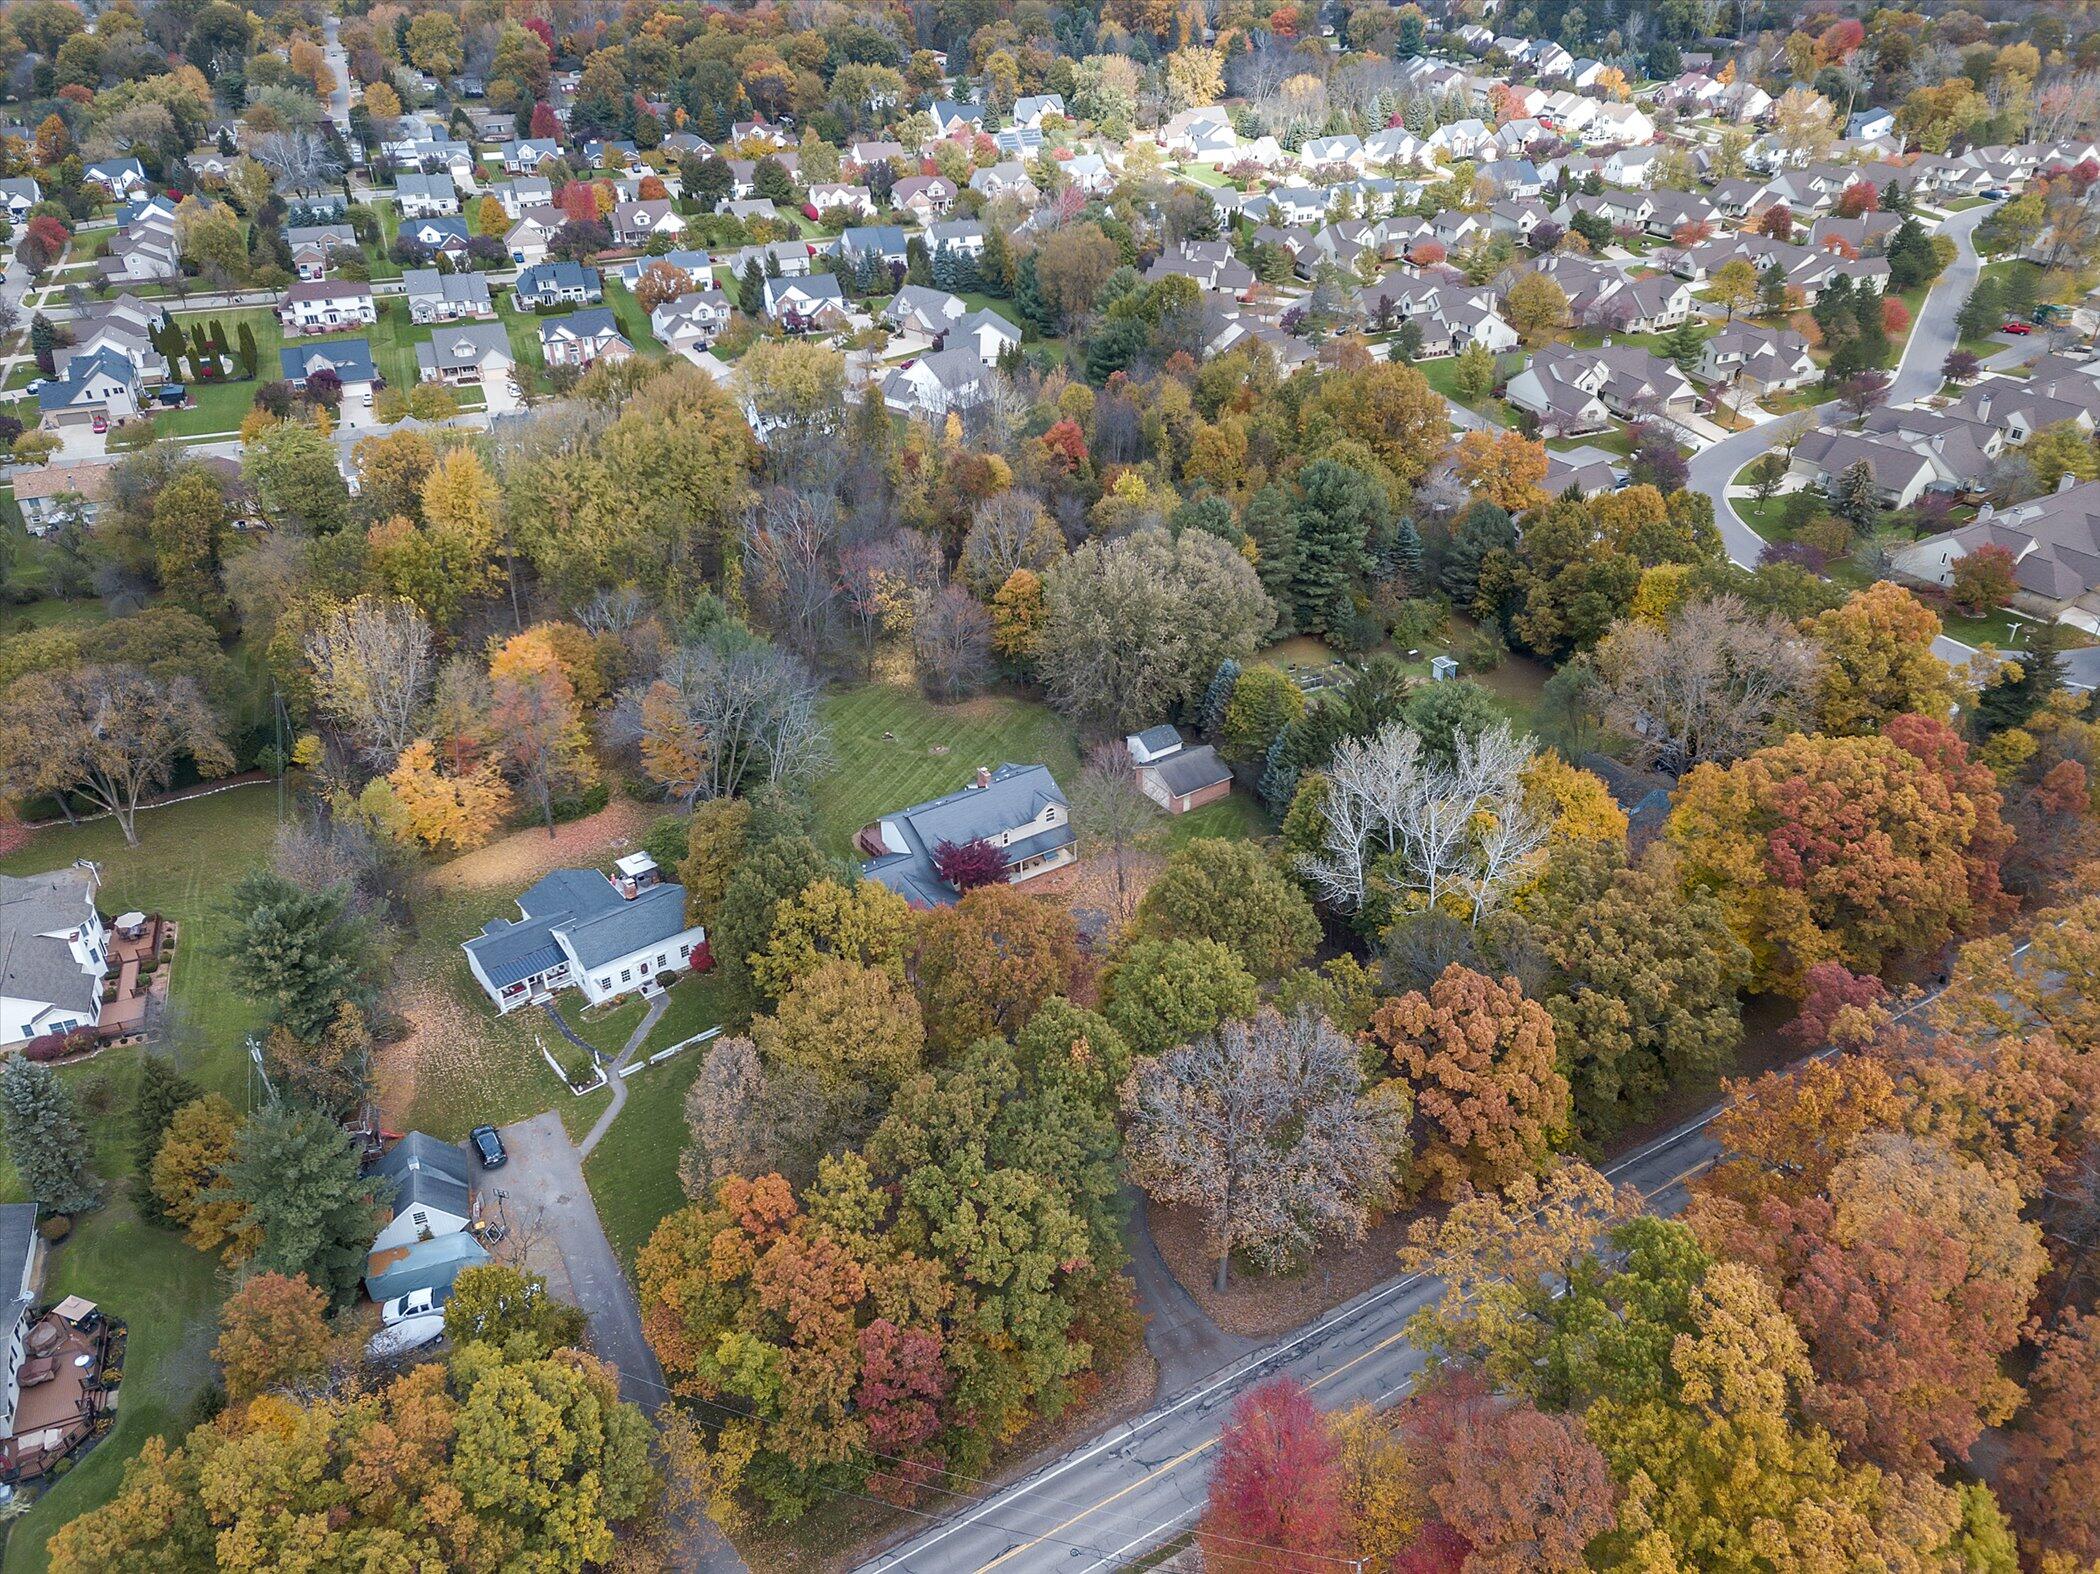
[
  {"left": 576, "top": 972, "right": 732, "bottom": 1267},
  {"left": 0, "top": 790, "right": 288, "bottom": 1572},
  {"left": 1153, "top": 790, "right": 1271, "bottom": 847},
  {"left": 601, "top": 281, "right": 662, "bottom": 353},
  {"left": 582, "top": 1043, "right": 707, "bottom": 1269},
  {"left": 144, "top": 307, "right": 285, "bottom": 439},
  {"left": 811, "top": 682, "right": 1082, "bottom": 859},
  {"left": 570, "top": 995, "right": 650, "bottom": 1061},
  {"left": 1415, "top": 354, "right": 1520, "bottom": 425}
]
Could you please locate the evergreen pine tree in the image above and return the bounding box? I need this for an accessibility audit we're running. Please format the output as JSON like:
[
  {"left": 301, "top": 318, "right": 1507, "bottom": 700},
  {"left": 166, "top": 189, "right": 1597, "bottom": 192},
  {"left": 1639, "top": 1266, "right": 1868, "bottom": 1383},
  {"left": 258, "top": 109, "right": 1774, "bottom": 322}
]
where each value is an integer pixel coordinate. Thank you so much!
[
  {"left": 0, "top": 1057, "right": 100, "bottom": 1216},
  {"left": 739, "top": 257, "right": 765, "bottom": 315},
  {"left": 1258, "top": 728, "right": 1300, "bottom": 815},
  {"left": 217, "top": 1103, "right": 383, "bottom": 1307},
  {"left": 1201, "top": 658, "right": 1242, "bottom": 736},
  {"left": 1390, "top": 517, "right": 1425, "bottom": 592},
  {"left": 209, "top": 319, "right": 230, "bottom": 357},
  {"left": 236, "top": 321, "right": 259, "bottom": 379}
]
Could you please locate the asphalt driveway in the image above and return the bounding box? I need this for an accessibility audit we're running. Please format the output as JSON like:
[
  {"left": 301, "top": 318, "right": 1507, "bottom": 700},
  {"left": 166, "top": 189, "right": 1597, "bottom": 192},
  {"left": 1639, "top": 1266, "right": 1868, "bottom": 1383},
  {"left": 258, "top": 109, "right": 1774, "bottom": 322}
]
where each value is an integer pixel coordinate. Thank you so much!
[{"left": 492, "top": 1110, "right": 746, "bottom": 1571}]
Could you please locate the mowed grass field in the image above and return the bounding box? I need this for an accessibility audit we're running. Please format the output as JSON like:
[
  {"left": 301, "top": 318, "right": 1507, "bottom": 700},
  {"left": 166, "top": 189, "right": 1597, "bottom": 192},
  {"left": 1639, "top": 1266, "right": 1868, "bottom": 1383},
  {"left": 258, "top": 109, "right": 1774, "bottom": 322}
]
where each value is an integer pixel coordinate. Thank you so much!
[
  {"left": 811, "top": 682, "right": 1083, "bottom": 858},
  {"left": 0, "top": 787, "right": 284, "bottom": 1574}
]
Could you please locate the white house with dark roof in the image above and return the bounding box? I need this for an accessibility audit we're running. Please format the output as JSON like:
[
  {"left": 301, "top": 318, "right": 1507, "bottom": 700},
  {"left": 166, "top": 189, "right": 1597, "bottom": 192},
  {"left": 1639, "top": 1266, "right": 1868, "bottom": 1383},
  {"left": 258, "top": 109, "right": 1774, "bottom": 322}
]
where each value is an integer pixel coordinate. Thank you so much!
[
  {"left": 278, "top": 279, "right": 377, "bottom": 335},
  {"left": 539, "top": 307, "right": 632, "bottom": 368},
  {"left": 1124, "top": 727, "right": 1233, "bottom": 816},
  {"left": 416, "top": 322, "right": 514, "bottom": 387},
  {"left": 858, "top": 764, "right": 1075, "bottom": 907},
  {"left": 462, "top": 856, "right": 707, "bottom": 1013},
  {"left": 0, "top": 867, "right": 107, "bottom": 1048},
  {"left": 370, "top": 1133, "right": 476, "bottom": 1254}
]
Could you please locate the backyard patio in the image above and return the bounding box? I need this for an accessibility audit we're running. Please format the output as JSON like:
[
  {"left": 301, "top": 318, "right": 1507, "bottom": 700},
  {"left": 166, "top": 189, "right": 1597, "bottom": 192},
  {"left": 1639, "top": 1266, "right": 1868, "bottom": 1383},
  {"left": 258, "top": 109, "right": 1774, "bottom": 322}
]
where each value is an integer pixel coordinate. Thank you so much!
[{"left": 0, "top": 1300, "right": 118, "bottom": 1485}]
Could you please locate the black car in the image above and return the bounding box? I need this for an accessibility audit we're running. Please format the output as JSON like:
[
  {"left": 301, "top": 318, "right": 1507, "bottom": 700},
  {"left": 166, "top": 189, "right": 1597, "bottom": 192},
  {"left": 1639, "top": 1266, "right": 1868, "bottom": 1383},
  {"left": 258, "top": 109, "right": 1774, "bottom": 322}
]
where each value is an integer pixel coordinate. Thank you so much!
[{"left": 469, "top": 1125, "right": 507, "bottom": 1169}]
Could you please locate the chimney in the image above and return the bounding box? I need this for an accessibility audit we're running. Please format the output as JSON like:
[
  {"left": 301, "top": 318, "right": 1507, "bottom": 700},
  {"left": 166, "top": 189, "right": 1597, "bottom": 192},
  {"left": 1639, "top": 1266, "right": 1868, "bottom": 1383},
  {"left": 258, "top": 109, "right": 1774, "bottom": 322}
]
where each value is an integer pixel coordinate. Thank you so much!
[
  {"left": 618, "top": 877, "right": 638, "bottom": 899},
  {"left": 2061, "top": 471, "right": 2080, "bottom": 493},
  {"left": 974, "top": 766, "right": 992, "bottom": 790}
]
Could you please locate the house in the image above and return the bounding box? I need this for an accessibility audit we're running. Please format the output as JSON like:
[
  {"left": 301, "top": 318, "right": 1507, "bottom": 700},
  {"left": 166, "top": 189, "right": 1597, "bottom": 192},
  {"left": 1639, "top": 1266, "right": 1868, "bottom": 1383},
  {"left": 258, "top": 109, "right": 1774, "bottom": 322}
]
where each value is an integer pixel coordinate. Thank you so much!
[
  {"left": 461, "top": 855, "right": 707, "bottom": 1014},
  {"left": 365, "top": 1231, "right": 489, "bottom": 1308},
  {"left": 403, "top": 268, "right": 494, "bottom": 324},
  {"left": 764, "top": 272, "right": 847, "bottom": 327},
  {"left": 1543, "top": 444, "right": 1624, "bottom": 497},
  {"left": 415, "top": 322, "right": 514, "bottom": 387},
  {"left": 1847, "top": 107, "right": 1897, "bottom": 144},
  {"left": 1012, "top": 93, "right": 1066, "bottom": 128},
  {"left": 278, "top": 279, "right": 378, "bottom": 336},
  {"left": 398, "top": 216, "right": 470, "bottom": 261},
  {"left": 60, "top": 295, "right": 171, "bottom": 385},
  {"left": 885, "top": 284, "right": 969, "bottom": 339},
  {"left": 890, "top": 175, "right": 959, "bottom": 223},
  {"left": 834, "top": 225, "right": 910, "bottom": 268},
  {"left": 395, "top": 171, "right": 461, "bottom": 218},
  {"left": 36, "top": 349, "right": 142, "bottom": 429},
  {"left": 806, "top": 182, "right": 876, "bottom": 220},
  {"left": 882, "top": 346, "right": 993, "bottom": 418},
  {"left": 722, "top": 240, "right": 811, "bottom": 280},
  {"left": 501, "top": 138, "right": 563, "bottom": 174},
  {"left": 486, "top": 176, "right": 553, "bottom": 218},
  {"left": 969, "top": 162, "right": 1039, "bottom": 204},
  {"left": 1791, "top": 426, "right": 1938, "bottom": 509},
  {"left": 1587, "top": 103, "right": 1656, "bottom": 145},
  {"left": 12, "top": 461, "right": 109, "bottom": 535},
  {"left": 100, "top": 214, "right": 180, "bottom": 285},
  {"left": 0, "top": 1206, "right": 42, "bottom": 1451},
  {"left": 582, "top": 138, "right": 641, "bottom": 171},
  {"left": 722, "top": 198, "right": 780, "bottom": 226},
  {"left": 1507, "top": 342, "right": 1696, "bottom": 433},
  {"left": 1897, "top": 477, "right": 2100, "bottom": 632},
  {"left": 538, "top": 307, "right": 632, "bottom": 369},
  {"left": 288, "top": 223, "right": 359, "bottom": 279},
  {"left": 504, "top": 205, "right": 568, "bottom": 266},
  {"left": 1124, "top": 727, "right": 1233, "bottom": 815},
  {"left": 858, "top": 764, "right": 1075, "bottom": 907},
  {"left": 82, "top": 157, "right": 146, "bottom": 197},
  {"left": 952, "top": 307, "right": 1021, "bottom": 364},
  {"left": 927, "top": 219, "right": 987, "bottom": 257},
  {"left": 513, "top": 261, "right": 602, "bottom": 308},
  {"left": 0, "top": 867, "right": 107, "bottom": 1048},
  {"left": 612, "top": 200, "right": 685, "bottom": 246},
  {"left": 370, "top": 1133, "right": 475, "bottom": 1255},
  {"left": 1694, "top": 322, "right": 1817, "bottom": 392},
  {"left": 279, "top": 338, "right": 380, "bottom": 404},
  {"left": 0, "top": 177, "right": 38, "bottom": 221},
  {"left": 929, "top": 99, "right": 987, "bottom": 138},
  {"left": 1148, "top": 238, "right": 1256, "bottom": 295},
  {"left": 651, "top": 289, "right": 734, "bottom": 357}
]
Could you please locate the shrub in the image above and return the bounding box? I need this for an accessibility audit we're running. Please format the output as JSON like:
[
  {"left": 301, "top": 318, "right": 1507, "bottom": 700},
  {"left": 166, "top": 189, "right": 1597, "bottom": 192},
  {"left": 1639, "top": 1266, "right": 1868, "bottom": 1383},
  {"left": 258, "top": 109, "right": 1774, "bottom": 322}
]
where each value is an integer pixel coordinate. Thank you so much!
[
  {"left": 38, "top": 1214, "right": 70, "bottom": 1242},
  {"left": 550, "top": 780, "right": 611, "bottom": 823},
  {"left": 22, "top": 1033, "right": 67, "bottom": 1061}
]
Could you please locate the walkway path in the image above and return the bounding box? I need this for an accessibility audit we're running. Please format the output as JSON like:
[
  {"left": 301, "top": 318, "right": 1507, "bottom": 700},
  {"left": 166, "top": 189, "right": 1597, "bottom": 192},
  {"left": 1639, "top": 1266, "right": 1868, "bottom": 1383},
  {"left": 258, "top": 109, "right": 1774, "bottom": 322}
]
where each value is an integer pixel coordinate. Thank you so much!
[{"left": 578, "top": 993, "right": 668, "bottom": 1157}]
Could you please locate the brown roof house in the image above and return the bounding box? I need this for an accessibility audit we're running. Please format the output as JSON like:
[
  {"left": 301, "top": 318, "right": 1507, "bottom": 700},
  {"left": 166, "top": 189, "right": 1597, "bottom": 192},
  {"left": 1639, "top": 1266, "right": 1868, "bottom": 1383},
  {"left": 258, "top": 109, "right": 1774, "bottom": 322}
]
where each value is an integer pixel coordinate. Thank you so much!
[{"left": 1125, "top": 726, "right": 1233, "bottom": 815}]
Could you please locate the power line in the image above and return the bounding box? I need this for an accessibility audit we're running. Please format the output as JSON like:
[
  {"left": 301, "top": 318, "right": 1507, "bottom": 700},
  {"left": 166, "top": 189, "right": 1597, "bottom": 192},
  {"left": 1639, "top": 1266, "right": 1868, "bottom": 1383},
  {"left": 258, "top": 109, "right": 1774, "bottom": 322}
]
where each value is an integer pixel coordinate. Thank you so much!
[{"left": 631, "top": 1369, "right": 1359, "bottom": 1568}]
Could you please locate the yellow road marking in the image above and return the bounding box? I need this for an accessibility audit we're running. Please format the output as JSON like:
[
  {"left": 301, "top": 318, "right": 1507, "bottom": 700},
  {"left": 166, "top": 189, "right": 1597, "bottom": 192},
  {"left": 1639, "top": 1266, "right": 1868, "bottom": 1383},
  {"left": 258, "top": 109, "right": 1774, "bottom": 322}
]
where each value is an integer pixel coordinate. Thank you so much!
[
  {"left": 971, "top": 1152, "right": 1720, "bottom": 1571},
  {"left": 973, "top": 1440, "right": 1214, "bottom": 1573}
]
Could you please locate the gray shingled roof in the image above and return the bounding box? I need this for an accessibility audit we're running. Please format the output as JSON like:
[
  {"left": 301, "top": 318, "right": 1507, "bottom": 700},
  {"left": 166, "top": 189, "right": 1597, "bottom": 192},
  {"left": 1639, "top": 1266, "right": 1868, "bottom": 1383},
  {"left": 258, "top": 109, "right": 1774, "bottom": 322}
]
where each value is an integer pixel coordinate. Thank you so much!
[
  {"left": 371, "top": 1132, "right": 472, "bottom": 1223},
  {"left": 462, "top": 867, "right": 694, "bottom": 987},
  {"left": 1150, "top": 745, "right": 1232, "bottom": 797},
  {"left": 0, "top": 870, "right": 99, "bottom": 1019},
  {"left": 862, "top": 764, "right": 1073, "bottom": 908},
  {"left": 365, "top": 1232, "right": 488, "bottom": 1303}
]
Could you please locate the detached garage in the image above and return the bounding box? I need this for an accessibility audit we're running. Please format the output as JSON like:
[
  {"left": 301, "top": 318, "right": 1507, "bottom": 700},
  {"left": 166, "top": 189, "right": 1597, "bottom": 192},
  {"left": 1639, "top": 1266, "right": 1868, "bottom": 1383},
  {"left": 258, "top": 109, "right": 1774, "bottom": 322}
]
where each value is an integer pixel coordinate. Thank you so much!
[{"left": 1127, "top": 727, "right": 1234, "bottom": 816}]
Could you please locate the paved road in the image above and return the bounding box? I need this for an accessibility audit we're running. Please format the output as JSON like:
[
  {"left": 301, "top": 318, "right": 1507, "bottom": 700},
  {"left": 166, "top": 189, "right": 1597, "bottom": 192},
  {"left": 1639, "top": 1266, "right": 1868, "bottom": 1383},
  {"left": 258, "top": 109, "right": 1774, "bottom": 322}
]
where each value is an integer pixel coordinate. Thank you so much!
[
  {"left": 1686, "top": 201, "right": 1994, "bottom": 575},
  {"left": 862, "top": 1112, "right": 1727, "bottom": 1574},
  {"left": 1683, "top": 201, "right": 1994, "bottom": 671},
  {"left": 495, "top": 1111, "right": 748, "bottom": 1572},
  {"left": 323, "top": 16, "right": 354, "bottom": 134},
  {"left": 855, "top": 944, "right": 2012, "bottom": 1574}
]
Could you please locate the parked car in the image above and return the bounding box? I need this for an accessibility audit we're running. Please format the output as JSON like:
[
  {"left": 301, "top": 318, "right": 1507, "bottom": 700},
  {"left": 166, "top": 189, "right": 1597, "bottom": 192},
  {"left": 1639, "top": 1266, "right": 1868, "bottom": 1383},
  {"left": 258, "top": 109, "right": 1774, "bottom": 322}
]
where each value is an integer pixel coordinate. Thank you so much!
[
  {"left": 2003, "top": 320, "right": 2033, "bottom": 336},
  {"left": 469, "top": 1124, "right": 507, "bottom": 1169},
  {"left": 381, "top": 1285, "right": 448, "bottom": 1326},
  {"left": 366, "top": 1311, "right": 447, "bottom": 1361},
  {"left": 90, "top": 412, "right": 107, "bottom": 432}
]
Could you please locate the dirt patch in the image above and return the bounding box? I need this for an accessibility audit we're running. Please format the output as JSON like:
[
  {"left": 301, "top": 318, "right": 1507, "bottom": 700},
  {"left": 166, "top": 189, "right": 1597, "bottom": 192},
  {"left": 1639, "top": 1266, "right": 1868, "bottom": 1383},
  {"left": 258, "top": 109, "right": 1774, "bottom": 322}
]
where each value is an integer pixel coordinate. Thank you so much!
[
  {"left": 373, "top": 973, "right": 443, "bottom": 1127},
  {"left": 1148, "top": 1202, "right": 1422, "bottom": 1341},
  {"left": 742, "top": 1346, "right": 1162, "bottom": 1573},
  {"left": 423, "top": 798, "right": 659, "bottom": 895}
]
